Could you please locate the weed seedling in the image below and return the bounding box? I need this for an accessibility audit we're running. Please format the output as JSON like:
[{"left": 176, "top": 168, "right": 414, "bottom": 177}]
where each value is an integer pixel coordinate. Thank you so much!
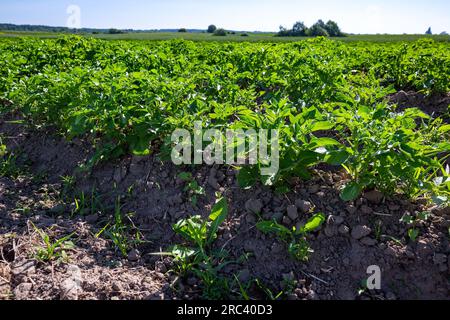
[
  {"left": 407, "top": 228, "right": 419, "bottom": 242},
  {"left": 30, "top": 222, "right": 75, "bottom": 263},
  {"left": 374, "top": 220, "right": 383, "bottom": 241},
  {"left": 254, "top": 279, "right": 285, "bottom": 300},
  {"left": 257, "top": 213, "right": 326, "bottom": 261},
  {"left": 96, "top": 197, "right": 144, "bottom": 257},
  {"left": 0, "top": 149, "right": 21, "bottom": 178},
  {"left": 400, "top": 211, "right": 431, "bottom": 242},
  {"left": 71, "top": 188, "right": 104, "bottom": 217},
  {"left": 178, "top": 172, "right": 205, "bottom": 206},
  {"left": 60, "top": 175, "right": 76, "bottom": 197},
  {"left": 160, "top": 196, "right": 236, "bottom": 299}
]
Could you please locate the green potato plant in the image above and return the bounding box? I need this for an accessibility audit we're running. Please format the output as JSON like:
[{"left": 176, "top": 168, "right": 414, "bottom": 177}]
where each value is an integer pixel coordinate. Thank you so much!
[
  {"left": 332, "top": 103, "right": 450, "bottom": 202},
  {"left": 0, "top": 36, "right": 449, "bottom": 206}
]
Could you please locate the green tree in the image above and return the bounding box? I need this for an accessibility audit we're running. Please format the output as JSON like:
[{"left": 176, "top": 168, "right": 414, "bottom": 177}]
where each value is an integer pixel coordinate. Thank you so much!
[
  {"left": 108, "top": 28, "right": 124, "bottom": 34},
  {"left": 213, "top": 28, "right": 227, "bottom": 36},
  {"left": 309, "top": 20, "right": 329, "bottom": 37},
  {"left": 277, "top": 19, "right": 344, "bottom": 38},
  {"left": 325, "top": 20, "right": 343, "bottom": 37},
  {"left": 278, "top": 25, "right": 290, "bottom": 36},
  {"left": 207, "top": 25, "right": 217, "bottom": 33},
  {"left": 292, "top": 21, "right": 308, "bottom": 36}
]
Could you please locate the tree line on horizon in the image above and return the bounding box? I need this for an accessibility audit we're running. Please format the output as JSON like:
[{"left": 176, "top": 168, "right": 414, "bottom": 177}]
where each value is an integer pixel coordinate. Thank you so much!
[
  {"left": 204, "top": 25, "right": 248, "bottom": 37},
  {"left": 278, "top": 20, "right": 345, "bottom": 37},
  {"left": 1, "top": 22, "right": 448, "bottom": 37}
]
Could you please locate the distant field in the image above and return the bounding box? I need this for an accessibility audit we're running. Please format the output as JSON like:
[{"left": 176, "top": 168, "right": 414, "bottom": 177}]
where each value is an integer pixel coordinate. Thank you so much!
[{"left": 1, "top": 30, "right": 450, "bottom": 42}]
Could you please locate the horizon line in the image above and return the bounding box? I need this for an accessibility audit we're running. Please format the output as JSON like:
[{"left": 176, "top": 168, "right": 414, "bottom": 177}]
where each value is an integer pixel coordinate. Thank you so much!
[{"left": 1, "top": 22, "right": 448, "bottom": 36}]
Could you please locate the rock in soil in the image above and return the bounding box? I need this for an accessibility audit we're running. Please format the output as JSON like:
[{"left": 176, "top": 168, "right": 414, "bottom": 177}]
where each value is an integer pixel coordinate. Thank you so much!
[
  {"left": 351, "top": 225, "right": 372, "bottom": 240},
  {"left": 363, "top": 190, "right": 384, "bottom": 204},
  {"left": 128, "top": 249, "right": 141, "bottom": 262},
  {"left": 385, "top": 292, "right": 397, "bottom": 300},
  {"left": 13, "top": 283, "right": 33, "bottom": 300},
  {"left": 287, "top": 205, "right": 299, "bottom": 221},
  {"left": 60, "top": 265, "right": 83, "bottom": 300},
  {"left": 85, "top": 214, "right": 99, "bottom": 224},
  {"left": 295, "top": 199, "right": 312, "bottom": 213},
  {"left": 12, "top": 260, "right": 36, "bottom": 277},
  {"left": 245, "top": 199, "right": 263, "bottom": 214},
  {"left": 433, "top": 253, "right": 447, "bottom": 265},
  {"left": 207, "top": 175, "right": 220, "bottom": 190},
  {"left": 327, "top": 215, "right": 345, "bottom": 226},
  {"left": 360, "top": 205, "right": 373, "bottom": 215},
  {"left": 282, "top": 216, "right": 292, "bottom": 226},
  {"left": 272, "top": 212, "right": 284, "bottom": 223},
  {"left": 416, "top": 240, "right": 434, "bottom": 258},
  {"left": 324, "top": 225, "right": 338, "bottom": 237},
  {"left": 338, "top": 225, "right": 350, "bottom": 235},
  {"left": 360, "top": 237, "right": 377, "bottom": 246},
  {"left": 308, "top": 185, "right": 320, "bottom": 194},
  {"left": 346, "top": 205, "right": 357, "bottom": 215}
]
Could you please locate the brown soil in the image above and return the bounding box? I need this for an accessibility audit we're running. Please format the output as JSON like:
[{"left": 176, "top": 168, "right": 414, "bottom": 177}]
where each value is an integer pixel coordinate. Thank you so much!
[
  {"left": 0, "top": 111, "right": 449, "bottom": 300},
  {"left": 389, "top": 91, "right": 450, "bottom": 122}
]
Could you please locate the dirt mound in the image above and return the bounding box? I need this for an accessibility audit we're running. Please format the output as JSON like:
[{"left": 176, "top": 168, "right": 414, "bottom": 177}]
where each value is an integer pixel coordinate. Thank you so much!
[
  {"left": 389, "top": 91, "right": 450, "bottom": 121},
  {"left": 0, "top": 116, "right": 449, "bottom": 300}
]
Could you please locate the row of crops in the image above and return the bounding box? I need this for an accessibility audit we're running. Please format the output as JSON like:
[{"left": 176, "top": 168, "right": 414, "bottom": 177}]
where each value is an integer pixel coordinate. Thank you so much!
[{"left": 0, "top": 36, "right": 449, "bottom": 203}]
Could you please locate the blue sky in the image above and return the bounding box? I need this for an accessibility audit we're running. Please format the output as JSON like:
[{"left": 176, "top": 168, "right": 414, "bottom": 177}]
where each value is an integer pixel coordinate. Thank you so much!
[{"left": 0, "top": 0, "right": 449, "bottom": 34}]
